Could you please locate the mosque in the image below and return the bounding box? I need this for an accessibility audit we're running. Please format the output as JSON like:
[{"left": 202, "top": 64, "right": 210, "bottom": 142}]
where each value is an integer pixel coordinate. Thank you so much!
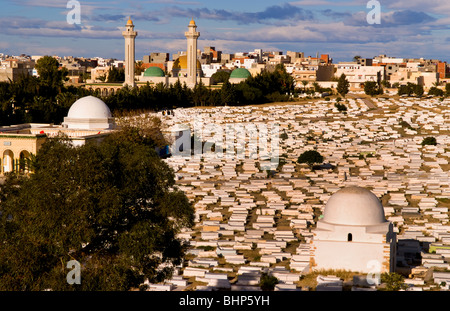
[
  {"left": 0, "top": 18, "right": 254, "bottom": 176},
  {"left": 310, "top": 186, "right": 397, "bottom": 274},
  {"left": 0, "top": 96, "right": 116, "bottom": 175},
  {"left": 132, "top": 18, "right": 212, "bottom": 87}
]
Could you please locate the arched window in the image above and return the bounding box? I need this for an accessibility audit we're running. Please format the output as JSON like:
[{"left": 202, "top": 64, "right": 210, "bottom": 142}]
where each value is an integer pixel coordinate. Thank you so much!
[{"left": 347, "top": 233, "right": 353, "bottom": 242}]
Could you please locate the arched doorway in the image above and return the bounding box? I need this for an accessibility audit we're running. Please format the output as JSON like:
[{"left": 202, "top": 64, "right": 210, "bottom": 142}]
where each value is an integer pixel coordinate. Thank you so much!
[
  {"left": 19, "top": 150, "right": 31, "bottom": 174},
  {"left": 3, "top": 150, "right": 14, "bottom": 173}
]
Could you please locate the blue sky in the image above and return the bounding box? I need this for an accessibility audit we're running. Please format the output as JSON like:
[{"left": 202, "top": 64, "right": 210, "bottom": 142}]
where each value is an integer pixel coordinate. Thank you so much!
[{"left": 1, "top": 0, "right": 449, "bottom": 62}]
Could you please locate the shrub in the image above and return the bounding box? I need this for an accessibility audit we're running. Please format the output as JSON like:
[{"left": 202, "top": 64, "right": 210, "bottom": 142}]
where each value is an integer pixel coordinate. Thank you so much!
[
  {"left": 428, "top": 87, "right": 444, "bottom": 97},
  {"left": 298, "top": 150, "right": 324, "bottom": 168},
  {"left": 421, "top": 137, "right": 437, "bottom": 146},
  {"left": 260, "top": 273, "right": 279, "bottom": 291},
  {"left": 335, "top": 103, "right": 347, "bottom": 112}
]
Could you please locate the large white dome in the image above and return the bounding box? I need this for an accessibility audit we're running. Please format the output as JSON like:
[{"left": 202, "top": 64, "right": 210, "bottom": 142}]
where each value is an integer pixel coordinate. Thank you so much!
[
  {"left": 67, "top": 96, "right": 112, "bottom": 119},
  {"left": 322, "top": 187, "right": 387, "bottom": 226},
  {"left": 63, "top": 96, "right": 115, "bottom": 130}
]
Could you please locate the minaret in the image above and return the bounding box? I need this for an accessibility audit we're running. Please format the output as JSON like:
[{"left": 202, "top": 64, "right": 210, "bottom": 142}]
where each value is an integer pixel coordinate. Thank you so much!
[
  {"left": 185, "top": 19, "right": 200, "bottom": 87},
  {"left": 122, "top": 18, "right": 138, "bottom": 87}
]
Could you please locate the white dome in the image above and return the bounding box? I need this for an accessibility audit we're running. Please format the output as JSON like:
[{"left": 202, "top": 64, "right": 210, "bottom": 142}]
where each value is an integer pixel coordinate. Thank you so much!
[
  {"left": 67, "top": 96, "right": 112, "bottom": 119},
  {"left": 322, "top": 187, "right": 387, "bottom": 226}
]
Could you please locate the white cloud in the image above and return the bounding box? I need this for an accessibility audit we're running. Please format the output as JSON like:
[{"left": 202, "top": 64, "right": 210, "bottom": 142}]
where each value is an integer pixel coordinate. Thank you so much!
[{"left": 385, "top": 0, "right": 450, "bottom": 14}]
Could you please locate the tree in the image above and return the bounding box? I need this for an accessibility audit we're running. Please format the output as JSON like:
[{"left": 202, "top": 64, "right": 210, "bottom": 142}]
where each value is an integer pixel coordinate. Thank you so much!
[
  {"left": 220, "top": 80, "right": 236, "bottom": 106},
  {"left": 211, "top": 71, "right": 230, "bottom": 84},
  {"left": 421, "top": 136, "right": 437, "bottom": 146},
  {"left": 398, "top": 83, "right": 415, "bottom": 96},
  {"left": 301, "top": 80, "right": 309, "bottom": 92},
  {"left": 312, "top": 82, "right": 321, "bottom": 93},
  {"left": 380, "top": 273, "right": 408, "bottom": 291},
  {"left": 0, "top": 127, "right": 194, "bottom": 290},
  {"left": 335, "top": 103, "right": 347, "bottom": 112},
  {"left": 414, "top": 84, "right": 424, "bottom": 97},
  {"left": 428, "top": 86, "right": 444, "bottom": 97},
  {"left": 353, "top": 55, "right": 362, "bottom": 62},
  {"left": 298, "top": 150, "right": 324, "bottom": 169},
  {"left": 192, "top": 80, "right": 209, "bottom": 106},
  {"left": 34, "top": 56, "right": 68, "bottom": 93},
  {"left": 107, "top": 66, "right": 125, "bottom": 83},
  {"left": 381, "top": 80, "right": 391, "bottom": 88},
  {"left": 259, "top": 273, "right": 279, "bottom": 291},
  {"left": 135, "top": 61, "right": 145, "bottom": 76},
  {"left": 364, "top": 81, "right": 383, "bottom": 96},
  {"left": 274, "top": 63, "right": 295, "bottom": 96},
  {"left": 445, "top": 83, "right": 450, "bottom": 97},
  {"left": 336, "top": 74, "right": 350, "bottom": 98}
]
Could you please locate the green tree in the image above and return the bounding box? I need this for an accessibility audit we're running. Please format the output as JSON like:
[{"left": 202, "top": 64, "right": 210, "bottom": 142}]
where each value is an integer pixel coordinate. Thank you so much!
[
  {"left": 301, "top": 80, "right": 309, "bottom": 92},
  {"left": 428, "top": 86, "right": 444, "bottom": 97},
  {"left": 34, "top": 56, "right": 68, "bottom": 93},
  {"left": 414, "top": 84, "right": 424, "bottom": 97},
  {"left": 259, "top": 273, "right": 279, "bottom": 291},
  {"left": 398, "top": 82, "right": 418, "bottom": 97},
  {"left": 0, "top": 127, "right": 194, "bottom": 291},
  {"left": 364, "top": 81, "right": 383, "bottom": 96},
  {"left": 381, "top": 80, "right": 391, "bottom": 88},
  {"left": 298, "top": 150, "right": 324, "bottom": 169},
  {"left": 135, "top": 61, "right": 145, "bottom": 76},
  {"left": 107, "top": 66, "right": 125, "bottom": 83},
  {"left": 211, "top": 71, "right": 231, "bottom": 84},
  {"left": 380, "top": 273, "right": 408, "bottom": 291},
  {"left": 335, "top": 103, "right": 347, "bottom": 112},
  {"left": 312, "top": 82, "right": 321, "bottom": 93},
  {"left": 192, "top": 80, "right": 209, "bottom": 106},
  {"left": 421, "top": 136, "right": 437, "bottom": 146},
  {"left": 446, "top": 83, "right": 450, "bottom": 97},
  {"left": 220, "top": 80, "right": 236, "bottom": 106},
  {"left": 336, "top": 74, "right": 350, "bottom": 98}
]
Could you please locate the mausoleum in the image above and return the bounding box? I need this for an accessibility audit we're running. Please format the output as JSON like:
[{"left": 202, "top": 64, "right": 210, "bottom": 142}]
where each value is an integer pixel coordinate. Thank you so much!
[
  {"left": 310, "top": 186, "right": 396, "bottom": 274},
  {"left": 0, "top": 96, "right": 117, "bottom": 175}
]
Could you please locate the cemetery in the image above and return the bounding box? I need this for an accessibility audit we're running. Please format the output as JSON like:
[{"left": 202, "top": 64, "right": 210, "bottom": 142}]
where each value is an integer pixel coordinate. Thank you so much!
[{"left": 145, "top": 94, "right": 450, "bottom": 291}]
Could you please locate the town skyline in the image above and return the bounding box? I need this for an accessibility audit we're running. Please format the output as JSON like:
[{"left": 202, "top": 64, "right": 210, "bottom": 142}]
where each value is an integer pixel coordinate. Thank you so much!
[{"left": 1, "top": 0, "right": 449, "bottom": 63}]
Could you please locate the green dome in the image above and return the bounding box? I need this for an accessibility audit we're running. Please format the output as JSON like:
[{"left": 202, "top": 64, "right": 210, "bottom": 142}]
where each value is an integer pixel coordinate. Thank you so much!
[
  {"left": 144, "top": 67, "right": 165, "bottom": 77},
  {"left": 230, "top": 68, "right": 251, "bottom": 79}
]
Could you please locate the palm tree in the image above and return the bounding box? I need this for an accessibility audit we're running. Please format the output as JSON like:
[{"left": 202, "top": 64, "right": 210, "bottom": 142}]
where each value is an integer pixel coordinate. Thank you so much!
[
  {"left": 432, "top": 81, "right": 441, "bottom": 87},
  {"left": 301, "top": 80, "right": 309, "bottom": 92},
  {"left": 353, "top": 55, "right": 362, "bottom": 62}
]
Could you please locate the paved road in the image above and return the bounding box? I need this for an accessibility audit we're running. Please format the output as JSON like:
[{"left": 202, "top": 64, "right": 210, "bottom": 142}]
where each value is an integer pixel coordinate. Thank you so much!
[
  {"left": 359, "top": 97, "right": 378, "bottom": 109},
  {"left": 347, "top": 94, "right": 381, "bottom": 111}
]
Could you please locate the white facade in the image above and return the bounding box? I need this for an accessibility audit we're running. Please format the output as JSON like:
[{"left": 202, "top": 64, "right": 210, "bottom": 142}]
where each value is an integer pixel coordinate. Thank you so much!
[
  {"left": 310, "top": 187, "right": 396, "bottom": 274},
  {"left": 335, "top": 63, "right": 385, "bottom": 87},
  {"left": 231, "top": 58, "right": 257, "bottom": 69},
  {"left": 201, "top": 63, "right": 223, "bottom": 78}
]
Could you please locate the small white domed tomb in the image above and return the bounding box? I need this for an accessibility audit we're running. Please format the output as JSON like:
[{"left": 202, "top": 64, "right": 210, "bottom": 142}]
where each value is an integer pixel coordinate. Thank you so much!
[
  {"left": 310, "top": 186, "right": 396, "bottom": 274},
  {"left": 63, "top": 96, "right": 115, "bottom": 130}
]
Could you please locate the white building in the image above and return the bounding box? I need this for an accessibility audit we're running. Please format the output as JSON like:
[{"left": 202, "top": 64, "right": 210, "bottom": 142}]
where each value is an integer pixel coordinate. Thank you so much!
[
  {"left": 310, "top": 187, "right": 396, "bottom": 274},
  {"left": 335, "top": 63, "right": 385, "bottom": 88},
  {"left": 201, "top": 63, "right": 223, "bottom": 78},
  {"left": 62, "top": 96, "right": 116, "bottom": 132}
]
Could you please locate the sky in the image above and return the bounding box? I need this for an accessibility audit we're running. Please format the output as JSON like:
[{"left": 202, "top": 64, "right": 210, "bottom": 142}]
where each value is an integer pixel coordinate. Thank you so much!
[{"left": 1, "top": 0, "right": 450, "bottom": 63}]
